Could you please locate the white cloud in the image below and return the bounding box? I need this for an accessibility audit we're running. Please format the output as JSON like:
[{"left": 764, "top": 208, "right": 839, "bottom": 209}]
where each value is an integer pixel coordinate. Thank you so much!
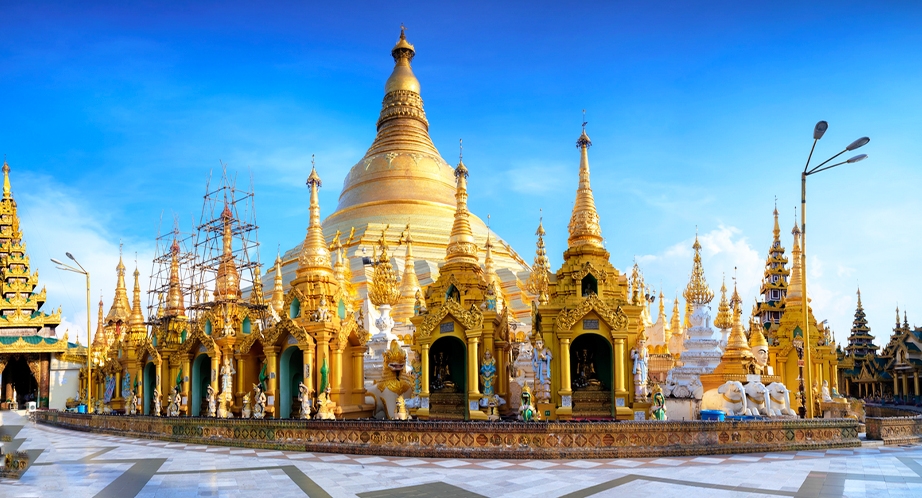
[{"left": 16, "top": 173, "right": 155, "bottom": 340}]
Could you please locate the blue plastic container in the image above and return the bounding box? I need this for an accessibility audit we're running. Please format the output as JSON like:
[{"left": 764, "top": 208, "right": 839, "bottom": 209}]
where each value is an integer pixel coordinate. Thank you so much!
[
  {"left": 77, "top": 404, "right": 86, "bottom": 414},
  {"left": 700, "top": 410, "right": 725, "bottom": 421}
]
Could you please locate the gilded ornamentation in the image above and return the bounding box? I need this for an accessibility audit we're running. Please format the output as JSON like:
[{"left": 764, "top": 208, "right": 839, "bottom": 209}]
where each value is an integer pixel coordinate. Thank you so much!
[
  {"left": 554, "top": 294, "right": 628, "bottom": 332},
  {"left": 571, "top": 261, "right": 608, "bottom": 286},
  {"left": 683, "top": 235, "right": 714, "bottom": 305},
  {"left": 367, "top": 226, "right": 401, "bottom": 307},
  {"left": 419, "top": 298, "right": 484, "bottom": 338}
]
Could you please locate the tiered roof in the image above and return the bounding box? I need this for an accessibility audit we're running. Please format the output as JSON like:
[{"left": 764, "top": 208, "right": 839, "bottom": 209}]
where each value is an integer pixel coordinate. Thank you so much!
[
  {"left": 755, "top": 207, "right": 789, "bottom": 332},
  {"left": 845, "top": 288, "right": 876, "bottom": 358},
  {"left": 0, "top": 161, "right": 61, "bottom": 336}
]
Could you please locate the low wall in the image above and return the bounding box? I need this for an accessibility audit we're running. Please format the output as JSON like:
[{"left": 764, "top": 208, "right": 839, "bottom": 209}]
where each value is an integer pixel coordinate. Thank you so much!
[
  {"left": 865, "top": 405, "right": 922, "bottom": 445},
  {"left": 35, "top": 411, "right": 860, "bottom": 459}
]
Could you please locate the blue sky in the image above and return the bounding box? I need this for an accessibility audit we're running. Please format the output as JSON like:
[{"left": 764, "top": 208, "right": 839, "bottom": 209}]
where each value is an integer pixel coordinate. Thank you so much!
[{"left": 2, "top": 1, "right": 921, "bottom": 346}]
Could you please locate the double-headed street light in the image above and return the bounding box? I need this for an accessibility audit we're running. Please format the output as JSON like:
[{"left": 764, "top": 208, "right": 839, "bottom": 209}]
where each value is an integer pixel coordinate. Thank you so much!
[
  {"left": 800, "top": 121, "right": 869, "bottom": 418},
  {"left": 51, "top": 253, "right": 94, "bottom": 413}
]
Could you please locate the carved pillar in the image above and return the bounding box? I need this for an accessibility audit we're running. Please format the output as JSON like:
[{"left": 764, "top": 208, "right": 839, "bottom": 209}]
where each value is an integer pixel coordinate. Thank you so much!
[
  {"left": 264, "top": 346, "right": 279, "bottom": 418},
  {"left": 893, "top": 375, "right": 899, "bottom": 396},
  {"left": 914, "top": 371, "right": 920, "bottom": 396},
  {"left": 559, "top": 337, "right": 572, "bottom": 395},
  {"left": 495, "top": 345, "right": 507, "bottom": 397},
  {"left": 614, "top": 338, "right": 627, "bottom": 394},
  {"left": 210, "top": 353, "right": 221, "bottom": 394},
  {"left": 180, "top": 355, "right": 191, "bottom": 415},
  {"left": 421, "top": 344, "right": 430, "bottom": 397},
  {"left": 303, "top": 346, "right": 315, "bottom": 395},
  {"left": 467, "top": 336, "right": 480, "bottom": 398},
  {"left": 236, "top": 354, "right": 246, "bottom": 407},
  {"left": 351, "top": 347, "right": 365, "bottom": 396},
  {"left": 902, "top": 374, "right": 909, "bottom": 399},
  {"left": 331, "top": 346, "right": 344, "bottom": 397}
]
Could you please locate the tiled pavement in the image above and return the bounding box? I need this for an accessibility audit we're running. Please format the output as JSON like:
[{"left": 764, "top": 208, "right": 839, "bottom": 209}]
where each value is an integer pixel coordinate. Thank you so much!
[{"left": 1, "top": 410, "right": 921, "bottom": 497}]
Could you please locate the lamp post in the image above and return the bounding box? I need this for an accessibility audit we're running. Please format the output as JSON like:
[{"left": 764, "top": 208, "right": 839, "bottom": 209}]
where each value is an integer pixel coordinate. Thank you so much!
[
  {"left": 792, "top": 332, "right": 806, "bottom": 419},
  {"left": 52, "top": 253, "right": 93, "bottom": 413},
  {"left": 800, "top": 121, "right": 869, "bottom": 418}
]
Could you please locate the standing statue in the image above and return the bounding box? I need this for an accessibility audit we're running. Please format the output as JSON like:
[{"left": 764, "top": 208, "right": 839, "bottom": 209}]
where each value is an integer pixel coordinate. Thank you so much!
[
  {"left": 316, "top": 296, "right": 331, "bottom": 322},
  {"left": 518, "top": 383, "right": 536, "bottom": 422},
  {"left": 11, "top": 387, "right": 18, "bottom": 410},
  {"left": 484, "top": 282, "right": 498, "bottom": 311},
  {"left": 631, "top": 335, "right": 649, "bottom": 400},
  {"left": 241, "top": 393, "right": 252, "bottom": 419},
  {"left": 205, "top": 385, "right": 217, "bottom": 417},
  {"left": 410, "top": 356, "right": 422, "bottom": 397},
  {"left": 531, "top": 337, "right": 552, "bottom": 403},
  {"left": 219, "top": 356, "right": 235, "bottom": 418},
  {"left": 298, "top": 382, "right": 312, "bottom": 419},
  {"left": 480, "top": 350, "right": 497, "bottom": 398},
  {"left": 152, "top": 387, "right": 162, "bottom": 416},
  {"left": 252, "top": 384, "right": 267, "bottom": 419},
  {"left": 650, "top": 385, "right": 667, "bottom": 420},
  {"left": 127, "top": 390, "right": 138, "bottom": 415}
]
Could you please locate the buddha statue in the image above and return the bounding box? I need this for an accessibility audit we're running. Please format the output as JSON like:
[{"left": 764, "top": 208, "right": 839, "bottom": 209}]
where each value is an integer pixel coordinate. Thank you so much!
[
  {"left": 152, "top": 388, "right": 162, "bottom": 417},
  {"left": 573, "top": 348, "right": 601, "bottom": 390},
  {"left": 431, "top": 351, "right": 455, "bottom": 392},
  {"left": 749, "top": 325, "right": 770, "bottom": 375}
]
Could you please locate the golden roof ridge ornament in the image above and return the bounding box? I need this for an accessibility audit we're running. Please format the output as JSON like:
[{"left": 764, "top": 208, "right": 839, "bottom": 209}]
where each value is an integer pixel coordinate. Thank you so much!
[
  {"left": 682, "top": 234, "right": 714, "bottom": 305},
  {"left": 444, "top": 140, "right": 479, "bottom": 266},
  {"left": 214, "top": 200, "right": 241, "bottom": 300},
  {"left": 567, "top": 117, "right": 604, "bottom": 250},
  {"left": 297, "top": 155, "right": 333, "bottom": 276}
]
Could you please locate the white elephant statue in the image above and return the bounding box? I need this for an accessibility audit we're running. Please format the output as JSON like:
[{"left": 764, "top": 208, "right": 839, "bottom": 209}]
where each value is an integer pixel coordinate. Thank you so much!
[
  {"left": 743, "top": 382, "right": 770, "bottom": 416},
  {"left": 766, "top": 382, "right": 797, "bottom": 417},
  {"left": 701, "top": 381, "right": 748, "bottom": 416}
]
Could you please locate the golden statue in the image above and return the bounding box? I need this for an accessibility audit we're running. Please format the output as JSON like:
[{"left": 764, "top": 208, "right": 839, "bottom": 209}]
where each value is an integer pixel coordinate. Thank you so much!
[
  {"left": 315, "top": 387, "right": 336, "bottom": 420},
  {"left": 394, "top": 395, "right": 410, "bottom": 420}
]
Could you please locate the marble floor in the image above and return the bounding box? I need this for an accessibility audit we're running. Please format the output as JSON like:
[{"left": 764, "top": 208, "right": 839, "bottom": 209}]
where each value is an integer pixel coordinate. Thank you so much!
[{"left": 1, "top": 411, "right": 921, "bottom": 497}]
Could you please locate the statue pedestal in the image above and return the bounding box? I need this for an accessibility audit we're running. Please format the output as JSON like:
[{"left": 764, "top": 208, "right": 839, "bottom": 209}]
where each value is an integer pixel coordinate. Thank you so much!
[
  {"left": 632, "top": 401, "right": 652, "bottom": 421},
  {"left": 820, "top": 401, "right": 849, "bottom": 419},
  {"left": 536, "top": 402, "right": 556, "bottom": 421}
]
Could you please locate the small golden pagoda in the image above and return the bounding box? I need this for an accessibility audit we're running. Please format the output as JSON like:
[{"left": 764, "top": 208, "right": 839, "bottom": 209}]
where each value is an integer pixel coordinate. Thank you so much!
[
  {"left": 410, "top": 156, "right": 512, "bottom": 420},
  {"left": 536, "top": 128, "right": 645, "bottom": 420}
]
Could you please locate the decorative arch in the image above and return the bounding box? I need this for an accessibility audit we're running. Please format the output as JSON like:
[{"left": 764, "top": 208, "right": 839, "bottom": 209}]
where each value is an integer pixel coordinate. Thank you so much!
[
  {"left": 555, "top": 294, "right": 628, "bottom": 334},
  {"left": 418, "top": 298, "right": 484, "bottom": 339},
  {"left": 139, "top": 341, "right": 162, "bottom": 366}
]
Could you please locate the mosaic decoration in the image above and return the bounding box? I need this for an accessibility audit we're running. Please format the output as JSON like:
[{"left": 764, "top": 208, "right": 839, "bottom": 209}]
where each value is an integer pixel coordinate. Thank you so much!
[{"left": 36, "top": 411, "right": 860, "bottom": 460}]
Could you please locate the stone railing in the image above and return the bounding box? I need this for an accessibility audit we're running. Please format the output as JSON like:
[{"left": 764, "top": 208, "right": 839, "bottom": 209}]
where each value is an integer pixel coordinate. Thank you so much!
[
  {"left": 36, "top": 411, "right": 860, "bottom": 459},
  {"left": 865, "top": 405, "right": 922, "bottom": 445}
]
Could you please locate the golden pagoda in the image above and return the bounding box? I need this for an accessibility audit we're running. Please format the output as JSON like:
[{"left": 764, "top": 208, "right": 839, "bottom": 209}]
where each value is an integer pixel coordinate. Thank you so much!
[
  {"left": 276, "top": 28, "right": 533, "bottom": 322},
  {"left": 754, "top": 206, "right": 790, "bottom": 341},
  {"left": 767, "top": 222, "right": 839, "bottom": 413},
  {"left": 0, "top": 160, "right": 71, "bottom": 411},
  {"left": 535, "top": 127, "right": 645, "bottom": 420},
  {"left": 410, "top": 155, "right": 512, "bottom": 420}
]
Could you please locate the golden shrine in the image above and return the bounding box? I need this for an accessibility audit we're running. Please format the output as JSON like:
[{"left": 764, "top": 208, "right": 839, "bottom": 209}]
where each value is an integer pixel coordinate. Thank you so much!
[{"left": 0, "top": 161, "right": 75, "bottom": 411}]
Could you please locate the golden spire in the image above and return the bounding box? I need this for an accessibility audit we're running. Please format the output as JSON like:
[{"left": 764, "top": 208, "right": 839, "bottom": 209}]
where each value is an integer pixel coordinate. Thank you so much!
[
  {"left": 271, "top": 253, "right": 285, "bottom": 315},
  {"left": 658, "top": 289, "right": 670, "bottom": 341},
  {"left": 106, "top": 248, "right": 132, "bottom": 325},
  {"left": 214, "top": 202, "right": 241, "bottom": 300},
  {"left": 785, "top": 222, "right": 804, "bottom": 306},
  {"left": 567, "top": 127, "right": 604, "bottom": 250},
  {"left": 297, "top": 158, "right": 333, "bottom": 276},
  {"left": 483, "top": 218, "right": 500, "bottom": 287},
  {"left": 658, "top": 290, "right": 666, "bottom": 321},
  {"left": 2, "top": 160, "right": 11, "bottom": 199},
  {"left": 714, "top": 277, "right": 732, "bottom": 330},
  {"left": 670, "top": 295, "right": 682, "bottom": 334},
  {"left": 92, "top": 297, "right": 106, "bottom": 348},
  {"left": 331, "top": 230, "right": 344, "bottom": 282},
  {"left": 165, "top": 236, "right": 186, "bottom": 316},
  {"left": 368, "top": 225, "right": 401, "bottom": 306},
  {"left": 127, "top": 265, "right": 147, "bottom": 344},
  {"left": 750, "top": 315, "right": 769, "bottom": 349},
  {"left": 772, "top": 203, "right": 781, "bottom": 243},
  {"left": 393, "top": 225, "right": 422, "bottom": 322},
  {"left": 444, "top": 148, "right": 479, "bottom": 266},
  {"left": 526, "top": 216, "right": 550, "bottom": 305},
  {"left": 725, "top": 281, "right": 750, "bottom": 352},
  {"left": 683, "top": 235, "right": 714, "bottom": 305}
]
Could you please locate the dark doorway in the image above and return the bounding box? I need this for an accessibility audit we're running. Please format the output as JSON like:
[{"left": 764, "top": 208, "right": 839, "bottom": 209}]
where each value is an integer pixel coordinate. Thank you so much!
[{"left": 2, "top": 356, "right": 37, "bottom": 408}]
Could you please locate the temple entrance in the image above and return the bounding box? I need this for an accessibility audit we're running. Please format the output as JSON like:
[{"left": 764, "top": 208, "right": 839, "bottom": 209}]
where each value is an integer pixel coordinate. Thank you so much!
[
  {"left": 143, "top": 362, "right": 156, "bottom": 415},
  {"left": 191, "top": 354, "right": 212, "bottom": 417},
  {"left": 2, "top": 356, "right": 37, "bottom": 410},
  {"left": 570, "top": 333, "right": 614, "bottom": 419},
  {"left": 429, "top": 336, "right": 466, "bottom": 420},
  {"left": 279, "top": 346, "right": 303, "bottom": 419}
]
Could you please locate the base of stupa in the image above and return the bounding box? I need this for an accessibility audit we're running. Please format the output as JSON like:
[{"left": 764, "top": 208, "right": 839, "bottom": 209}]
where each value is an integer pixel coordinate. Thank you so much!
[{"left": 36, "top": 411, "right": 859, "bottom": 460}]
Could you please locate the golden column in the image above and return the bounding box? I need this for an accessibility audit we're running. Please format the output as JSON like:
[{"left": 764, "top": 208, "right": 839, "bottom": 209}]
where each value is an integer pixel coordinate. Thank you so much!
[
  {"left": 614, "top": 338, "right": 627, "bottom": 395},
  {"left": 420, "top": 344, "right": 430, "bottom": 397},
  {"left": 265, "top": 346, "right": 279, "bottom": 418},
  {"left": 559, "top": 337, "right": 572, "bottom": 396},
  {"left": 351, "top": 347, "right": 365, "bottom": 396},
  {"left": 467, "top": 336, "right": 480, "bottom": 399}
]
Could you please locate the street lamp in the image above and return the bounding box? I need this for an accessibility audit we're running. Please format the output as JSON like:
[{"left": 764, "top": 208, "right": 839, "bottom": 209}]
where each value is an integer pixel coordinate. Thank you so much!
[
  {"left": 792, "top": 330, "right": 806, "bottom": 419},
  {"left": 52, "top": 253, "right": 93, "bottom": 414},
  {"left": 800, "top": 121, "right": 869, "bottom": 418}
]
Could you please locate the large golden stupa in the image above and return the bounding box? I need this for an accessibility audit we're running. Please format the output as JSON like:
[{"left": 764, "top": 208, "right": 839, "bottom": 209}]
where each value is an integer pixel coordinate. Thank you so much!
[{"left": 278, "top": 28, "right": 532, "bottom": 319}]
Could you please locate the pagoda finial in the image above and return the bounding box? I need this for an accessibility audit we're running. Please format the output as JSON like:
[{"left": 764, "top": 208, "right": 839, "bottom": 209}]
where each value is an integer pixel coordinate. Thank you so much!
[
  {"left": 568, "top": 123, "right": 603, "bottom": 250},
  {"left": 127, "top": 264, "right": 146, "bottom": 344},
  {"left": 444, "top": 151, "right": 478, "bottom": 266},
  {"left": 297, "top": 157, "right": 333, "bottom": 276},
  {"left": 2, "top": 159, "right": 10, "bottom": 199},
  {"left": 165, "top": 235, "right": 185, "bottom": 316},
  {"left": 393, "top": 224, "right": 422, "bottom": 322},
  {"left": 683, "top": 234, "right": 714, "bottom": 305},
  {"left": 714, "top": 275, "right": 732, "bottom": 330},
  {"left": 271, "top": 252, "right": 285, "bottom": 315},
  {"left": 785, "top": 219, "right": 805, "bottom": 305},
  {"left": 214, "top": 197, "right": 241, "bottom": 301},
  {"left": 107, "top": 245, "right": 131, "bottom": 326}
]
